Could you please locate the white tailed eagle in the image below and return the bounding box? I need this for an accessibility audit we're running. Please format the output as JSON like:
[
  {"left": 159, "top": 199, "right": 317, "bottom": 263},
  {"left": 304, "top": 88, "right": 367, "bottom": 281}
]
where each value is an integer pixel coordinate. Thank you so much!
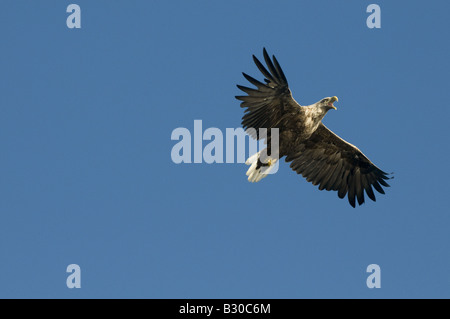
[{"left": 236, "top": 48, "right": 391, "bottom": 207}]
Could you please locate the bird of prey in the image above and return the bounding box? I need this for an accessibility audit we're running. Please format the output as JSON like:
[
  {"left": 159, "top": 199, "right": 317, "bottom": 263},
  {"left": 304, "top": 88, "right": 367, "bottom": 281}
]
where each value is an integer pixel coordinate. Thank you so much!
[{"left": 235, "top": 48, "right": 391, "bottom": 207}]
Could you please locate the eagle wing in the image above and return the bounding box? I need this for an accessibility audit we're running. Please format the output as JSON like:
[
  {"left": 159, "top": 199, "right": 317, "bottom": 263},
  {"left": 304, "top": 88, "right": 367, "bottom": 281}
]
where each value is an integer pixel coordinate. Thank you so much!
[
  {"left": 236, "top": 48, "right": 301, "bottom": 139},
  {"left": 286, "top": 123, "right": 391, "bottom": 207}
]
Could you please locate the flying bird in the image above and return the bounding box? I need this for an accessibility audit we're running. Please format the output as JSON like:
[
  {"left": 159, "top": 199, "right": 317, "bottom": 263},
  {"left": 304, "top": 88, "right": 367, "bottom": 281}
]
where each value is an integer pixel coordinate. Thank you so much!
[{"left": 236, "top": 48, "right": 391, "bottom": 207}]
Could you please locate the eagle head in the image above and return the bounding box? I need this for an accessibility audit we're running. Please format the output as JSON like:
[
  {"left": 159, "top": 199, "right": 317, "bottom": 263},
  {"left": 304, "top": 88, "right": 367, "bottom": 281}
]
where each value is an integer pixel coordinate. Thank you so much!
[{"left": 318, "top": 96, "right": 338, "bottom": 112}]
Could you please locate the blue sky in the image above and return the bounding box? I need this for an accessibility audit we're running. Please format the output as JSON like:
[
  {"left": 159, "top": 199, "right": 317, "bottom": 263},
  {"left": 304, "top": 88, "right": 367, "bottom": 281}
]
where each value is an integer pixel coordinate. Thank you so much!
[{"left": 1, "top": 0, "right": 449, "bottom": 298}]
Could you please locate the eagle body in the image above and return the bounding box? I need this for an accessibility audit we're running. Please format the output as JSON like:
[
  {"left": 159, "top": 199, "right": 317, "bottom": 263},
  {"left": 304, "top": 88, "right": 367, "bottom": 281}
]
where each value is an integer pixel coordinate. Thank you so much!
[
  {"left": 274, "top": 108, "right": 324, "bottom": 159},
  {"left": 236, "top": 48, "right": 391, "bottom": 207}
]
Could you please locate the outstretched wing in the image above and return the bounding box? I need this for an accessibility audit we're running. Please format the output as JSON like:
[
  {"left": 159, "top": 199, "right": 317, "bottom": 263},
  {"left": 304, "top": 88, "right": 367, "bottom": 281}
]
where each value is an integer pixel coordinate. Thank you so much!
[
  {"left": 236, "top": 48, "right": 301, "bottom": 139},
  {"left": 286, "top": 123, "right": 391, "bottom": 207}
]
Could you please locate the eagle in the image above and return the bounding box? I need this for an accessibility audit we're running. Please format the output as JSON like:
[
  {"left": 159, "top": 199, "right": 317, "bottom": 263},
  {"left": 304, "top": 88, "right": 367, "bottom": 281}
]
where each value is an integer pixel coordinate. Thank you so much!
[{"left": 235, "top": 48, "right": 391, "bottom": 207}]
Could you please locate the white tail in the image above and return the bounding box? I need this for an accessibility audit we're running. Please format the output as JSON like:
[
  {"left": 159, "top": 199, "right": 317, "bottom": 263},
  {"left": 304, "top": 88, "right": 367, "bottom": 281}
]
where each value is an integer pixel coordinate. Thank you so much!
[{"left": 245, "top": 150, "right": 278, "bottom": 183}]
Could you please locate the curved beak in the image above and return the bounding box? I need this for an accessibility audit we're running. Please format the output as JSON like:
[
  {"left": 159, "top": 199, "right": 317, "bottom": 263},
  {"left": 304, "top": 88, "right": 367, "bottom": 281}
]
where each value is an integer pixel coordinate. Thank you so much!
[{"left": 328, "top": 96, "right": 338, "bottom": 110}]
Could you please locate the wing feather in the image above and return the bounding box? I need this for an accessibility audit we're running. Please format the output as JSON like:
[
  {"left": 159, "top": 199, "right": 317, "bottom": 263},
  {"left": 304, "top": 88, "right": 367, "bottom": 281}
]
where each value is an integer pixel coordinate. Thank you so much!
[
  {"left": 253, "top": 54, "right": 277, "bottom": 85},
  {"left": 286, "top": 123, "right": 391, "bottom": 207},
  {"left": 348, "top": 176, "right": 356, "bottom": 208},
  {"left": 327, "top": 160, "right": 344, "bottom": 191},
  {"left": 361, "top": 175, "right": 376, "bottom": 201},
  {"left": 317, "top": 164, "right": 335, "bottom": 190},
  {"left": 262, "top": 48, "right": 282, "bottom": 84},
  {"left": 236, "top": 48, "right": 301, "bottom": 140},
  {"left": 272, "top": 54, "right": 288, "bottom": 83},
  {"left": 354, "top": 169, "right": 365, "bottom": 206}
]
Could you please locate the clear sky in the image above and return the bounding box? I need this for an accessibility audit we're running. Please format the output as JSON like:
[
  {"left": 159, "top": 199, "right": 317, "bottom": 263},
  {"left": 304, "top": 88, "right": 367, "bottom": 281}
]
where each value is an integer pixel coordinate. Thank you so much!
[{"left": 1, "top": 0, "right": 449, "bottom": 298}]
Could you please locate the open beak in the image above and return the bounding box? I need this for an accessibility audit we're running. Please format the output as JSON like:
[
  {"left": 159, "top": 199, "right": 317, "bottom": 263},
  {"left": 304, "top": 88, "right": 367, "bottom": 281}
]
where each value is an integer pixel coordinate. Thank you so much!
[{"left": 328, "top": 96, "right": 338, "bottom": 110}]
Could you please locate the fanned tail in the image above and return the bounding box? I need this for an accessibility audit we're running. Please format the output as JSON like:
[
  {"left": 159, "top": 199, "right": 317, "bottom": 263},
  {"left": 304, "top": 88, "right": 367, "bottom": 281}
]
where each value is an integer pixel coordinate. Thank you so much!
[{"left": 245, "top": 150, "right": 278, "bottom": 182}]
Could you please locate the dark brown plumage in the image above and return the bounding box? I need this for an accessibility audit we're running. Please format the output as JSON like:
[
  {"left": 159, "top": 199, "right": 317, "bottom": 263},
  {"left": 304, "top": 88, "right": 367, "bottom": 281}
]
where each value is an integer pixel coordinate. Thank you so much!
[{"left": 236, "top": 48, "right": 391, "bottom": 207}]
